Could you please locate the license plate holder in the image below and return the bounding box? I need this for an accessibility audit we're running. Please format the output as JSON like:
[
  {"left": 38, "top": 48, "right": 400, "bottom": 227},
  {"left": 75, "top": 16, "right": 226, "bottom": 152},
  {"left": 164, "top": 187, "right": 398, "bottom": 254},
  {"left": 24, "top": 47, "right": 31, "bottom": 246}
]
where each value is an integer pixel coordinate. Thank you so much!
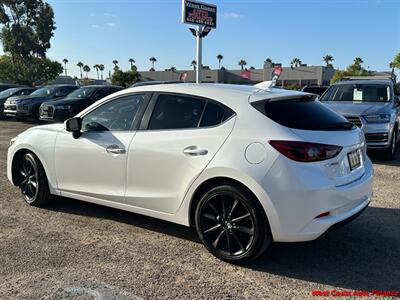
[{"left": 347, "top": 149, "right": 361, "bottom": 171}]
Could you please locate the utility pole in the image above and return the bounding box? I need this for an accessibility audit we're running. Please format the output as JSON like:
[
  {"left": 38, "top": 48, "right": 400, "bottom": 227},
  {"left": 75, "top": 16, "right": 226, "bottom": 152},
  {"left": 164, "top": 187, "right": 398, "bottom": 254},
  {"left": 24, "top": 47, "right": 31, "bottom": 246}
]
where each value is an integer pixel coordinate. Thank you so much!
[
  {"left": 196, "top": 26, "right": 203, "bottom": 84},
  {"left": 182, "top": 0, "right": 217, "bottom": 84}
]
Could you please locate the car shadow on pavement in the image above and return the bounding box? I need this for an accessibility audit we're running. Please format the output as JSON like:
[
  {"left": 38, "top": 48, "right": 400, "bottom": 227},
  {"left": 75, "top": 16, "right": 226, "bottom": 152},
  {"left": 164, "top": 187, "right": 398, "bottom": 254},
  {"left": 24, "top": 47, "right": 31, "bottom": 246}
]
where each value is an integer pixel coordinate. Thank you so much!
[
  {"left": 45, "top": 196, "right": 200, "bottom": 243},
  {"left": 45, "top": 197, "right": 399, "bottom": 291},
  {"left": 249, "top": 206, "right": 400, "bottom": 291}
]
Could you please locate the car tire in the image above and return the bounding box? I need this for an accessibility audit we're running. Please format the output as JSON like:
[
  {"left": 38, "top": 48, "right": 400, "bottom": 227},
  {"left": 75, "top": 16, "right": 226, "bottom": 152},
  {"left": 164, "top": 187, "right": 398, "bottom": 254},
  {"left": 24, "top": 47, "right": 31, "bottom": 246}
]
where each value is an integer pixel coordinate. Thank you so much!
[
  {"left": 195, "top": 184, "right": 272, "bottom": 264},
  {"left": 16, "top": 117, "right": 26, "bottom": 122},
  {"left": 383, "top": 129, "right": 397, "bottom": 160},
  {"left": 18, "top": 152, "right": 51, "bottom": 206}
]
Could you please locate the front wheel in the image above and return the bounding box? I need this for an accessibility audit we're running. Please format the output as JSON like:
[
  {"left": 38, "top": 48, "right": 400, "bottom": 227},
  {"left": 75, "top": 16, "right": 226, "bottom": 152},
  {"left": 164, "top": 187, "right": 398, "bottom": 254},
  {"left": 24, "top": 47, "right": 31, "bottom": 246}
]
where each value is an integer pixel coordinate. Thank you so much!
[
  {"left": 195, "top": 184, "right": 272, "bottom": 263},
  {"left": 383, "top": 130, "right": 397, "bottom": 160},
  {"left": 18, "top": 153, "right": 51, "bottom": 206}
]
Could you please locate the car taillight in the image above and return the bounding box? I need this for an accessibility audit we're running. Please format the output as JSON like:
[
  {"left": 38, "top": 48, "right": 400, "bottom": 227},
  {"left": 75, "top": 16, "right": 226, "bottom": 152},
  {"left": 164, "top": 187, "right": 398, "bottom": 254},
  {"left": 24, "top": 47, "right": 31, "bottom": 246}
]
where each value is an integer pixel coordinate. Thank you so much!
[{"left": 269, "top": 140, "right": 342, "bottom": 162}]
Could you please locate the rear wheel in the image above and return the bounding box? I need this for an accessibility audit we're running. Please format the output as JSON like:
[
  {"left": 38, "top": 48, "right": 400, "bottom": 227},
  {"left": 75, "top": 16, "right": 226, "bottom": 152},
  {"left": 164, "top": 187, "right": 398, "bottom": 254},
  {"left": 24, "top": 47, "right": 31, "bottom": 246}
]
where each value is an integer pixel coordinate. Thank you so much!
[
  {"left": 16, "top": 117, "right": 27, "bottom": 122},
  {"left": 195, "top": 184, "right": 272, "bottom": 263},
  {"left": 383, "top": 129, "right": 397, "bottom": 160},
  {"left": 18, "top": 153, "right": 51, "bottom": 206}
]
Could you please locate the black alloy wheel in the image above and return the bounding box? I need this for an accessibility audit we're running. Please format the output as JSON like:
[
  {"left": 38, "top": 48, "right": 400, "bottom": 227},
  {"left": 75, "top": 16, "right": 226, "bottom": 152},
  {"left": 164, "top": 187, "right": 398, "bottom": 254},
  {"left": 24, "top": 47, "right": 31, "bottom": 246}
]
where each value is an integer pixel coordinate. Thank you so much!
[
  {"left": 18, "top": 153, "right": 50, "bottom": 206},
  {"left": 195, "top": 184, "right": 272, "bottom": 263}
]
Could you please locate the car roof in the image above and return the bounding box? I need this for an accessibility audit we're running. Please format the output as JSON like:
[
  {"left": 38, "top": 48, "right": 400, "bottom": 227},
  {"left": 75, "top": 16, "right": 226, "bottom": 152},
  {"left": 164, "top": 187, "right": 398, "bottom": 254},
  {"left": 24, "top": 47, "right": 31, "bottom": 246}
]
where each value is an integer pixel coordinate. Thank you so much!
[
  {"left": 116, "top": 83, "right": 310, "bottom": 110},
  {"left": 334, "top": 80, "right": 392, "bottom": 85},
  {"left": 76, "top": 85, "right": 122, "bottom": 88},
  {"left": 39, "top": 84, "right": 78, "bottom": 88}
]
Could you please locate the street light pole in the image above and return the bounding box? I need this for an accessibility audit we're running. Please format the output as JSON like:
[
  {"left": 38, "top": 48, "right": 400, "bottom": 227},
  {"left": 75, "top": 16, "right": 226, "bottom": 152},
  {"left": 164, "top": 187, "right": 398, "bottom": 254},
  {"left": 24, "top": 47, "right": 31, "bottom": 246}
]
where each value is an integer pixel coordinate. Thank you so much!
[{"left": 196, "top": 25, "right": 203, "bottom": 84}]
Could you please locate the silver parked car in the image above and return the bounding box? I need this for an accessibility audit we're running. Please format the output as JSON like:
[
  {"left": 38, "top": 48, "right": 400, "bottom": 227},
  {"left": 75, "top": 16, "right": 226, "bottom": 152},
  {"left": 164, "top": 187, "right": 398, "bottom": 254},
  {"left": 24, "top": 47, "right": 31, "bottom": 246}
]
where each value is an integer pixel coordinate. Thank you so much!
[{"left": 320, "top": 79, "right": 400, "bottom": 160}]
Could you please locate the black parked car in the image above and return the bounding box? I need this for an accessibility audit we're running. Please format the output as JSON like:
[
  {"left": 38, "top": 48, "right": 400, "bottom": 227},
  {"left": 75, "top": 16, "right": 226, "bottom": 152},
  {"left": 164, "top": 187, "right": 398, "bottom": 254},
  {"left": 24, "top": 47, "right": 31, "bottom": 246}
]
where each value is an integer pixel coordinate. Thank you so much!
[
  {"left": 3, "top": 84, "right": 79, "bottom": 121},
  {"left": 0, "top": 87, "right": 36, "bottom": 118},
  {"left": 39, "top": 85, "right": 123, "bottom": 122}
]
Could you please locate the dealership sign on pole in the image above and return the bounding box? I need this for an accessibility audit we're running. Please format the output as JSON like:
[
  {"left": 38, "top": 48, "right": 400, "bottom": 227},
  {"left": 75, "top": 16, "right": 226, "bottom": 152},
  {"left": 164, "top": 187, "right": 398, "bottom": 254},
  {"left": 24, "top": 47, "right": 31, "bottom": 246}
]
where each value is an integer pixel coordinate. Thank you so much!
[{"left": 182, "top": 0, "right": 217, "bottom": 83}]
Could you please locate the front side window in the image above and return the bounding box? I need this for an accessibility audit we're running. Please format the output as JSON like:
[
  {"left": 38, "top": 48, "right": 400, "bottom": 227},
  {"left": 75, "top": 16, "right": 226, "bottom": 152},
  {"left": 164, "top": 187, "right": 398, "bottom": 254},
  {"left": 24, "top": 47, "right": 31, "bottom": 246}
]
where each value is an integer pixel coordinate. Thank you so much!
[
  {"left": 148, "top": 94, "right": 206, "bottom": 130},
  {"left": 82, "top": 94, "right": 144, "bottom": 131},
  {"left": 31, "top": 87, "right": 55, "bottom": 97},
  {"left": 320, "top": 84, "right": 391, "bottom": 102}
]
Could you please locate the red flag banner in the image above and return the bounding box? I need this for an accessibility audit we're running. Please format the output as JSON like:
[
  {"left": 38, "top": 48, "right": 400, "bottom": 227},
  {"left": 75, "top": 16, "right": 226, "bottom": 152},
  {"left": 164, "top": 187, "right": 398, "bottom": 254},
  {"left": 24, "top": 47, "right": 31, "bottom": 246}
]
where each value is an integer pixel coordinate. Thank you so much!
[
  {"left": 180, "top": 72, "right": 188, "bottom": 81},
  {"left": 241, "top": 69, "right": 251, "bottom": 79}
]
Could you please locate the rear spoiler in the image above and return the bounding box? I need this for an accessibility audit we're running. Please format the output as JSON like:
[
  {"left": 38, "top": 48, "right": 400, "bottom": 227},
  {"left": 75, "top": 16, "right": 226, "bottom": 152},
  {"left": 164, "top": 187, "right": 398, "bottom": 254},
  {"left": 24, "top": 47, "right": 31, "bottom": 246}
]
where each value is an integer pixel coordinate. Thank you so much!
[{"left": 254, "top": 81, "right": 273, "bottom": 90}]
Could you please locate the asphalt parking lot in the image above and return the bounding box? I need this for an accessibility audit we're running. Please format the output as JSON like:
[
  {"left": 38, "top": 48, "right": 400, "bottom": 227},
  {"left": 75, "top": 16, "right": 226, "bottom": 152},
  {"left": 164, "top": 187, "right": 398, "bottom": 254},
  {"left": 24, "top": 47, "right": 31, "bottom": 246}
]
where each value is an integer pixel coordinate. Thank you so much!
[{"left": 0, "top": 120, "right": 399, "bottom": 299}]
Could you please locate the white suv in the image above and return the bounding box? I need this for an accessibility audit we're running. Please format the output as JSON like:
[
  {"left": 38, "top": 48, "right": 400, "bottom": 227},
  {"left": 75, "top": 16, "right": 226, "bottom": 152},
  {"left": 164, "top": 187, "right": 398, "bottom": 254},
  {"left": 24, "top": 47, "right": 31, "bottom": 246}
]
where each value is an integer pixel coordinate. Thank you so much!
[{"left": 7, "top": 83, "right": 373, "bottom": 263}]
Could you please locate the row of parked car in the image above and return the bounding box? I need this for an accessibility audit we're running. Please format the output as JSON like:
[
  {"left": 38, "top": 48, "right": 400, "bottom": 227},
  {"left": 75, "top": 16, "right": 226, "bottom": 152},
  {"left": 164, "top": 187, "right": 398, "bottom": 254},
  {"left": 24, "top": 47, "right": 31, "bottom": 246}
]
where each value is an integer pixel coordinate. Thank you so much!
[{"left": 0, "top": 83, "right": 123, "bottom": 122}]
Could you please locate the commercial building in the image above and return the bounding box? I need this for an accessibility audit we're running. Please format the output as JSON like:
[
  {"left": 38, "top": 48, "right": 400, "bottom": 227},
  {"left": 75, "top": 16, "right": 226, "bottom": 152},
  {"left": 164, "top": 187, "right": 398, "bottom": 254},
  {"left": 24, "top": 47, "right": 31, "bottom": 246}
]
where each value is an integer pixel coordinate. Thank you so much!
[{"left": 139, "top": 62, "right": 337, "bottom": 87}]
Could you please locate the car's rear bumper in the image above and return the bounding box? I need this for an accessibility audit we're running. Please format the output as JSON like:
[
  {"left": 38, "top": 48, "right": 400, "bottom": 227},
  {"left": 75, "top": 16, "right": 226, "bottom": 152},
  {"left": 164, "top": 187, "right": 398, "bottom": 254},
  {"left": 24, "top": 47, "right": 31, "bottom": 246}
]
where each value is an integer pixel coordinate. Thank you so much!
[{"left": 260, "top": 154, "right": 374, "bottom": 242}]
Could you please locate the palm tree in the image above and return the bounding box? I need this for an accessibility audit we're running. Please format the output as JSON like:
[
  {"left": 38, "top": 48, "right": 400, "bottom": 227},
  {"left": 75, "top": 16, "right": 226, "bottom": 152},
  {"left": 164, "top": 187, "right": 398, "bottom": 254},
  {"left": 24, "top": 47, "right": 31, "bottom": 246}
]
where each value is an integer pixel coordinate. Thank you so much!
[
  {"left": 238, "top": 59, "right": 247, "bottom": 70},
  {"left": 83, "top": 65, "right": 91, "bottom": 78},
  {"left": 77, "top": 62, "right": 84, "bottom": 79},
  {"left": 354, "top": 57, "right": 364, "bottom": 65},
  {"left": 290, "top": 57, "right": 302, "bottom": 68},
  {"left": 217, "top": 54, "right": 223, "bottom": 69},
  {"left": 191, "top": 60, "right": 197, "bottom": 70},
  {"left": 99, "top": 64, "right": 105, "bottom": 80},
  {"left": 62, "top": 58, "right": 69, "bottom": 76},
  {"left": 323, "top": 55, "right": 334, "bottom": 67},
  {"left": 93, "top": 64, "right": 100, "bottom": 80},
  {"left": 112, "top": 60, "right": 119, "bottom": 71},
  {"left": 129, "top": 58, "right": 136, "bottom": 70},
  {"left": 149, "top": 57, "right": 157, "bottom": 70}
]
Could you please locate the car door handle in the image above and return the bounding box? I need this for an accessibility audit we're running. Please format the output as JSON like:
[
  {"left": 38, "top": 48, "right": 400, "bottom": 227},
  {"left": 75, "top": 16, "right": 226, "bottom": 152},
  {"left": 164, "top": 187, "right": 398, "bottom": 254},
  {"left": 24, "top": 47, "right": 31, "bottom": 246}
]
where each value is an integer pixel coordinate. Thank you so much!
[
  {"left": 183, "top": 146, "right": 208, "bottom": 156},
  {"left": 106, "top": 145, "right": 126, "bottom": 155}
]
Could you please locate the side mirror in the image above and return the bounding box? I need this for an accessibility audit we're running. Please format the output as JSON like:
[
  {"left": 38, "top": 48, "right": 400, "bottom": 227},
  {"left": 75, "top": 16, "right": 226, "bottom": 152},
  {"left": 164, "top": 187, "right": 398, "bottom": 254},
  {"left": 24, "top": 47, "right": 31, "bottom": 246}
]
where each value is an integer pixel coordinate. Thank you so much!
[{"left": 65, "top": 117, "right": 82, "bottom": 139}]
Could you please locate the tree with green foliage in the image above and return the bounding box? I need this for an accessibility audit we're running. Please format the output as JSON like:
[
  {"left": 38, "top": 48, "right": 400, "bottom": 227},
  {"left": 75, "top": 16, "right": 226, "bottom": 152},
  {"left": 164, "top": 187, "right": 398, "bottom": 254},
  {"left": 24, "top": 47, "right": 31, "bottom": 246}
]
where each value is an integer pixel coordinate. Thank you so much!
[
  {"left": 331, "top": 57, "right": 372, "bottom": 83},
  {"left": 0, "top": 1, "right": 61, "bottom": 86},
  {"left": 238, "top": 59, "right": 247, "bottom": 70},
  {"left": 291, "top": 57, "right": 302, "bottom": 67},
  {"left": 77, "top": 62, "right": 84, "bottom": 79},
  {"left": 217, "top": 54, "right": 223, "bottom": 69},
  {"left": 390, "top": 52, "right": 400, "bottom": 70},
  {"left": 111, "top": 68, "right": 141, "bottom": 87},
  {"left": 149, "top": 57, "right": 157, "bottom": 70},
  {"left": 62, "top": 58, "right": 68, "bottom": 76},
  {"left": 323, "top": 55, "right": 334, "bottom": 68},
  {"left": 93, "top": 64, "right": 100, "bottom": 80},
  {"left": 112, "top": 60, "right": 119, "bottom": 71},
  {"left": 99, "top": 64, "right": 105, "bottom": 80},
  {"left": 0, "top": 55, "right": 62, "bottom": 86},
  {"left": 128, "top": 58, "right": 135, "bottom": 70},
  {"left": 191, "top": 60, "right": 197, "bottom": 70},
  {"left": 83, "top": 65, "right": 90, "bottom": 78}
]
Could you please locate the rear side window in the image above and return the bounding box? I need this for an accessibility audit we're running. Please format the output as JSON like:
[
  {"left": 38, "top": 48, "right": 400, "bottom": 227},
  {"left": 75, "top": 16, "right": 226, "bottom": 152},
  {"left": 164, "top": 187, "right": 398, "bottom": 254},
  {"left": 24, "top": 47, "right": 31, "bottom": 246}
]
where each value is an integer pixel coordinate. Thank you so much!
[
  {"left": 148, "top": 95, "right": 206, "bottom": 130},
  {"left": 200, "top": 102, "right": 233, "bottom": 127},
  {"left": 252, "top": 97, "right": 352, "bottom": 131}
]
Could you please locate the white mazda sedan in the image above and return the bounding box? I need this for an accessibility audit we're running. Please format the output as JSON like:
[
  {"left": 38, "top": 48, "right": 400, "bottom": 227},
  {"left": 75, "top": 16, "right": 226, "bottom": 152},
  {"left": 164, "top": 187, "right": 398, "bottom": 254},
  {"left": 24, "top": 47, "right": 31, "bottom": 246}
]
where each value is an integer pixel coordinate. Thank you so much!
[{"left": 7, "top": 83, "right": 373, "bottom": 263}]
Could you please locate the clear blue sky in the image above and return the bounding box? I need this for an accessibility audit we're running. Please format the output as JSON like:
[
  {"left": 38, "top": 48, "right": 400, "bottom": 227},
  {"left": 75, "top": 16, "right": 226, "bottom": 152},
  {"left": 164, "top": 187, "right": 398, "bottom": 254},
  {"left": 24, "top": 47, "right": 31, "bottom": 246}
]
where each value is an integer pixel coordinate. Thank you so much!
[{"left": 28, "top": 0, "right": 400, "bottom": 77}]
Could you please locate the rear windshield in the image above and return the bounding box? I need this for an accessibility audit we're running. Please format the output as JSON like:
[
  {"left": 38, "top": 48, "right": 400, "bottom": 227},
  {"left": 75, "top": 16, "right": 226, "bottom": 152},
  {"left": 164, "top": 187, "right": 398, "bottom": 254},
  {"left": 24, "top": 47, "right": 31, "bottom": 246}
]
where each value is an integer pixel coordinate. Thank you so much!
[
  {"left": 320, "top": 84, "right": 391, "bottom": 102},
  {"left": 251, "top": 96, "right": 354, "bottom": 131}
]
